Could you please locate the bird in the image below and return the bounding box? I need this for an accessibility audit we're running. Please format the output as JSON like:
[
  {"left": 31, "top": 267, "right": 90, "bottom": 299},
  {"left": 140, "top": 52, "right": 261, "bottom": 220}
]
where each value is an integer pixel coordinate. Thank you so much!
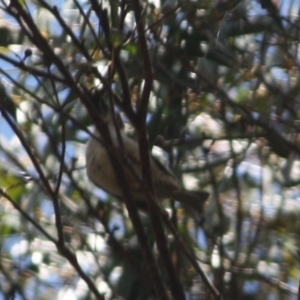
[{"left": 85, "top": 105, "right": 209, "bottom": 213}]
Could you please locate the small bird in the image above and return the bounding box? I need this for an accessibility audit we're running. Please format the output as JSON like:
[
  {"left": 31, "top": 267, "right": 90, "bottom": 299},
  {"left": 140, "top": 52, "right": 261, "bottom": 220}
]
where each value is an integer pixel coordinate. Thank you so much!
[{"left": 86, "top": 106, "right": 209, "bottom": 213}]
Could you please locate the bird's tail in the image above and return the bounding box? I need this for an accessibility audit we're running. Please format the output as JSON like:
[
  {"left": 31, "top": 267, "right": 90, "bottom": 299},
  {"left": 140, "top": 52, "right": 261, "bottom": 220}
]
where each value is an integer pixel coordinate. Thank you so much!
[{"left": 174, "top": 190, "right": 209, "bottom": 213}]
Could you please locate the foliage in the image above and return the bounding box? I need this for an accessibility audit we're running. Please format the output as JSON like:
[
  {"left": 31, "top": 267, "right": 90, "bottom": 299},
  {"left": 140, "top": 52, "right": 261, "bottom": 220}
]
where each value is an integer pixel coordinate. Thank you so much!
[{"left": 0, "top": 0, "right": 300, "bottom": 299}]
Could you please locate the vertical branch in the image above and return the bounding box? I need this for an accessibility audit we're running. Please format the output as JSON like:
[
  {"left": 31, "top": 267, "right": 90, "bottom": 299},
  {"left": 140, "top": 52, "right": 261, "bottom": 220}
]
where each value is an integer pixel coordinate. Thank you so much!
[
  {"left": 47, "top": 67, "right": 66, "bottom": 199},
  {"left": 90, "top": 0, "right": 134, "bottom": 112},
  {"left": 131, "top": 1, "right": 186, "bottom": 299},
  {"left": 133, "top": 1, "right": 153, "bottom": 117},
  {"left": 245, "top": 144, "right": 265, "bottom": 262}
]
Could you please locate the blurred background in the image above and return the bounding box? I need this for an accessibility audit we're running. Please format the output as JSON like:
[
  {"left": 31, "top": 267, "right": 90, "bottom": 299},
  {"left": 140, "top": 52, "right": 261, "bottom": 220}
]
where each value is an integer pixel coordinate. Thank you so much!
[{"left": 0, "top": 0, "right": 300, "bottom": 299}]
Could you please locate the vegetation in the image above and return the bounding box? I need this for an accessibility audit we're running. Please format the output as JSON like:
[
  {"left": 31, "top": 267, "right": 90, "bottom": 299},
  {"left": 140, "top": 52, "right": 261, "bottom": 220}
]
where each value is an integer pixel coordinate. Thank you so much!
[{"left": 0, "top": 0, "right": 300, "bottom": 299}]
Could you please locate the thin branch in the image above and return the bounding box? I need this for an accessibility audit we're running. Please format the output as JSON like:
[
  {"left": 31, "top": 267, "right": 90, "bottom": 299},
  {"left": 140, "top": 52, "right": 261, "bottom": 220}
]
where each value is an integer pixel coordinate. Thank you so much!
[
  {"left": 231, "top": 266, "right": 298, "bottom": 296},
  {"left": 156, "top": 133, "right": 267, "bottom": 150},
  {"left": 0, "top": 109, "right": 55, "bottom": 201},
  {"left": 73, "top": 0, "right": 102, "bottom": 57},
  {"left": 0, "top": 103, "right": 105, "bottom": 300},
  {"left": 90, "top": 0, "right": 134, "bottom": 114},
  {"left": 0, "top": 188, "right": 56, "bottom": 243},
  {"left": 58, "top": 246, "right": 105, "bottom": 300},
  {"left": 37, "top": 0, "right": 91, "bottom": 60},
  {"left": 163, "top": 215, "right": 222, "bottom": 299},
  {"left": 46, "top": 68, "right": 66, "bottom": 246},
  {"left": 0, "top": 53, "right": 66, "bottom": 84},
  {"left": 0, "top": 259, "right": 29, "bottom": 300}
]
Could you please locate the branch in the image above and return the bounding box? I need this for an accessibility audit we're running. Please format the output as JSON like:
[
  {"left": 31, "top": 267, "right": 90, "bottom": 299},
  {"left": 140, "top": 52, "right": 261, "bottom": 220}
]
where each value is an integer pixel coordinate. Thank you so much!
[
  {"left": 131, "top": 1, "right": 186, "bottom": 299},
  {"left": 0, "top": 188, "right": 56, "bottom": 243},
  {"left": 0, "top": 53, "right": 66, "bottom": 84}
]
